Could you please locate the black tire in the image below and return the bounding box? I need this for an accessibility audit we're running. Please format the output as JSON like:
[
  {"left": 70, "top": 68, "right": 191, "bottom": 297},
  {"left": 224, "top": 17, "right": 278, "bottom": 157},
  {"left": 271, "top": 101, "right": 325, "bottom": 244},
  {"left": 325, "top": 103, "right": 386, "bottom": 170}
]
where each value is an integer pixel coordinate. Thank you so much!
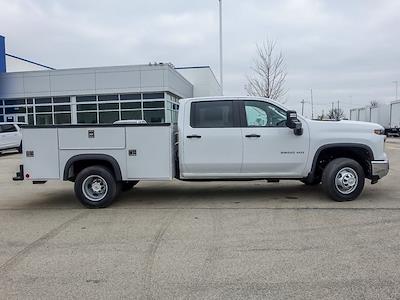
[
  {"left": 322, "top": 158, "right": 365, "bottom": 202},
  {"left": 17, "top": 142, "right": 22, "bottom": 153},
  {"left": 74, "top": 166, "right": 120, "bottom": 208},
  {"left": 121, "top": 181, "right": 139, "bottom": 192}
]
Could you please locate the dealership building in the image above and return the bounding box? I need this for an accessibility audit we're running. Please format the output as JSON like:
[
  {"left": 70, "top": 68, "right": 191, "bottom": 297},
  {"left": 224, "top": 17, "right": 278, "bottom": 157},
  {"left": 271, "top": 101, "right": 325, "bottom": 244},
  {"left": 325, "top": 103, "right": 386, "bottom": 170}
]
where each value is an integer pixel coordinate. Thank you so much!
[{"left": 0, "top": 35, "right": 221, "bottom": 125}]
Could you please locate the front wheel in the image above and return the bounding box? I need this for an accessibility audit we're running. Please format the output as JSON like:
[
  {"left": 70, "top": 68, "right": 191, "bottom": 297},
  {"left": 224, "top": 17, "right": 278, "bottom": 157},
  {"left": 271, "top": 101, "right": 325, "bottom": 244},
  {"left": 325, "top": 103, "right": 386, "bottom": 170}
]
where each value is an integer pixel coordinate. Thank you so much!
[
  {"left": 322, "top": 158, "right": 365, "bottom": 202},
  {"left": 17, "top": 142, "right": 22, "bottom": 153},
  {"left": 74, "top": 166, "right": 120, "bottom": 208}
]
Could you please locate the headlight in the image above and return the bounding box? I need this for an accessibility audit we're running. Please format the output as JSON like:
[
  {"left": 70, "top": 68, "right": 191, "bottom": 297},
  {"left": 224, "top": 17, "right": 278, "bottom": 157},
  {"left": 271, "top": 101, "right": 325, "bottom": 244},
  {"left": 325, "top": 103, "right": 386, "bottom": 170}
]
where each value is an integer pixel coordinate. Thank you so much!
[{"left": 374, "top": 129, "right": 385, "bottom": 135}]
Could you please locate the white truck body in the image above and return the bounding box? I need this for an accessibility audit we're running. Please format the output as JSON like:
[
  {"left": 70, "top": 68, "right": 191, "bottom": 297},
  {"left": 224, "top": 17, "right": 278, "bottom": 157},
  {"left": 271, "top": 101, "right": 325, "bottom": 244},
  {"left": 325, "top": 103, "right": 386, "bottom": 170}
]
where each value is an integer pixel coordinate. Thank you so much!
[
  {"left": 358, "top": 106, "right": 370, "bottom": 122},
  {"left": 390, "top": 100, "right": 400, "bottom": 129},
  {"left": 350, "top": 109, "right": 358, "bottom": 121},
  {"left": 370, "top": 104, "right": 391, "bottom": 129},
  {"left": 14, "top": 96, "right": 389, "bottom": 207},
  {"left": 22, "top": 125, "right": 175, "bottom": 181},
  {"left": 350, "top": 102, "right": 399, "bottom": 136}
]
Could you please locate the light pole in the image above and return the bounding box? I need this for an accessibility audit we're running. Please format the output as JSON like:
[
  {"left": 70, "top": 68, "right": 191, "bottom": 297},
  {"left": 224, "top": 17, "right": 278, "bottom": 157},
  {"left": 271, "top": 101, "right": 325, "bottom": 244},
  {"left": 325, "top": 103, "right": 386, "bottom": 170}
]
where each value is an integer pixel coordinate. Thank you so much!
[
  {"left": 393, "top": 81, "right": 399, "bottom": 100},
  {"left": 300, "top": 99, "right": 305, "bottom": 115},
  {"left": 310, "top": 89, "right": 314, "bottom": 119},
  {"left": 218, "top": 0, "right": 224, "bottom": 95}
]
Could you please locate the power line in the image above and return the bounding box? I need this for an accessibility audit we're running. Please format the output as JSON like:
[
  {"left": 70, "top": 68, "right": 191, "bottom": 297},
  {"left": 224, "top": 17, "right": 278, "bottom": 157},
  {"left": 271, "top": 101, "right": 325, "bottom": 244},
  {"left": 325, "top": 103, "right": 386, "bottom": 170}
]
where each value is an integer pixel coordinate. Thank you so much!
[{"left": 218, "top": 0, "right": 223, "bottom": 95}]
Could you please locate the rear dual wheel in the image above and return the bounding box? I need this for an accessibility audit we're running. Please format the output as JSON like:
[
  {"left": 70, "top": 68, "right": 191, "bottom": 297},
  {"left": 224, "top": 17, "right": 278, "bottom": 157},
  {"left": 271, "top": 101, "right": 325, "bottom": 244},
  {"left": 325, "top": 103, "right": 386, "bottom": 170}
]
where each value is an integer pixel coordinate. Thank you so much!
[{"left": 74, "top": 166, "right": 120, "bottom": 208}]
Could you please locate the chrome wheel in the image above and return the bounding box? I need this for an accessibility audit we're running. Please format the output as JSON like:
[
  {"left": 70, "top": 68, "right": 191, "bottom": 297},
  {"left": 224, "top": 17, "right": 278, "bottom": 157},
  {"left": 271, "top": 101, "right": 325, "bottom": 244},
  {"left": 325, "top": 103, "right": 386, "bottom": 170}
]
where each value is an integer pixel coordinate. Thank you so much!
[
  {"left": 82, "top": 175, "right": 108, "bottom": 202},
  {"left": 335, "top": 167, "right": 358, "bottom": 195}
]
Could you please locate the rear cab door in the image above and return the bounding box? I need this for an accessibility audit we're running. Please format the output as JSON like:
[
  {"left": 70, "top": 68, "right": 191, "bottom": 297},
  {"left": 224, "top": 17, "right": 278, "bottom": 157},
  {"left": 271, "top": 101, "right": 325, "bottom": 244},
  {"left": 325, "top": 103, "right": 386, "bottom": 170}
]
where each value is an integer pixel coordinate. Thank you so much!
[{"left": 180, "top": 99, "right": 243, "bottom": 179}]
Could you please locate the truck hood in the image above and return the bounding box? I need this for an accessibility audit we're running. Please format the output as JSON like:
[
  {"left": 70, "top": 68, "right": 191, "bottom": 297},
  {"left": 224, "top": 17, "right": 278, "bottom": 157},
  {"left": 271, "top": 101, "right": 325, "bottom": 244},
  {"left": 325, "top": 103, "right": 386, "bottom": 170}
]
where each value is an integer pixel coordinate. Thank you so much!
[{"left": 305, "top": 119, "right": 384, "bottom": 133}]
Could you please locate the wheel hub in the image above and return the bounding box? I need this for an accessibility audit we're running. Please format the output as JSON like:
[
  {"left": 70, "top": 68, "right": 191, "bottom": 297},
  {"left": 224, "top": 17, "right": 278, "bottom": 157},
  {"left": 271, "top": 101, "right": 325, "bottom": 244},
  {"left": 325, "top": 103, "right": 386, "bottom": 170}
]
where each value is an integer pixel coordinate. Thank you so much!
[
  {"left": 335, "top": 167, "right": 358, "bottom": 195},
  {"left": 82, "top": 175, "right": 108, "bottom": 202},
  {"left": 91, "top": 181, "right": 102, "bottom": 193}
]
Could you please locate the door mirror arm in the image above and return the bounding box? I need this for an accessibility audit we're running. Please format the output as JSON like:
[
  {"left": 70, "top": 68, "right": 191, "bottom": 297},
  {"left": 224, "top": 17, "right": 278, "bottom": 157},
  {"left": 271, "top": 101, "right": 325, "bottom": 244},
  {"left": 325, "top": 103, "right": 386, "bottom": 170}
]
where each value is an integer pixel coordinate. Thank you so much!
[{"left": 286, "top": 110, "right": 303, "bottom": 136}]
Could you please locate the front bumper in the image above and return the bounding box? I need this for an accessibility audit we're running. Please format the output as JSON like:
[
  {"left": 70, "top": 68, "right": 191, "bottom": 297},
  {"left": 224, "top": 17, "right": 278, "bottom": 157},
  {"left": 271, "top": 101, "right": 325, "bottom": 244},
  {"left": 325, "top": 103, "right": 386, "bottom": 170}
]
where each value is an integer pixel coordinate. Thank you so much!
[{"left": 371, "top": 160, "right": 389, "bottom": 179}]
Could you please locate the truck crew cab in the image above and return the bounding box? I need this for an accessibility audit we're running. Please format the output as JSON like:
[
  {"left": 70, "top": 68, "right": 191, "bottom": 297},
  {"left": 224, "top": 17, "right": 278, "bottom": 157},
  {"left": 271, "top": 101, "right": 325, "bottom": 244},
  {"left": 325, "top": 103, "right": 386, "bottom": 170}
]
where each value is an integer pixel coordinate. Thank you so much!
[{"left": 13, "top": 97, "right": 389, "bottom": 208}]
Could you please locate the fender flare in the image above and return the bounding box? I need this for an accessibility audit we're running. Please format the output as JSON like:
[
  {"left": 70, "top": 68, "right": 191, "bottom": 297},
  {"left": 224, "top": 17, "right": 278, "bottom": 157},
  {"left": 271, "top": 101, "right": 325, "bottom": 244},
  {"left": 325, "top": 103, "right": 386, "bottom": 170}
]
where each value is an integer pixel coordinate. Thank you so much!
[
  {"left": 308, "top": 143, "right": 374, "bottom": 179},
  {"left": 63, "top": 154, "right": 122, "bottom": 181}
]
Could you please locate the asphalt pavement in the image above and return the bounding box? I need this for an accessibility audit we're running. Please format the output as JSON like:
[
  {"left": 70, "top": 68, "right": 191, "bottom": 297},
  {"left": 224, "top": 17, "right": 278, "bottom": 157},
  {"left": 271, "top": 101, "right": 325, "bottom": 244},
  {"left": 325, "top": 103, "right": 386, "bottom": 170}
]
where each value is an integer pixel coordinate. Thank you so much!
[{"left": 0, "top": 139, "right": 399, "bottom": 299}]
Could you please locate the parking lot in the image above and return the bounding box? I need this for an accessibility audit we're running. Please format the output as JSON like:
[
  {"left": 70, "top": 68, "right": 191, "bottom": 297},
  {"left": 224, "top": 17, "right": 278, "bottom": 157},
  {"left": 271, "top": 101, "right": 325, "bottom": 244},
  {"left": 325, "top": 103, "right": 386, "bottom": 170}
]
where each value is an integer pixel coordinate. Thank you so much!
[{"left": 0, "top": 139, "right": 399, "bottom": 299}]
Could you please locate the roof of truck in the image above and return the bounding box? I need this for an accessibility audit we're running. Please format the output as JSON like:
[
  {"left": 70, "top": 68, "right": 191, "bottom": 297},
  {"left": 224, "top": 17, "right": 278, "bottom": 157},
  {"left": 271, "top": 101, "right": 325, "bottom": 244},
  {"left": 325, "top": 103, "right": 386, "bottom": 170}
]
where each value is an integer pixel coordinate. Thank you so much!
[{"left": 180, "top": 96, "right": 286, "bottom": 110}]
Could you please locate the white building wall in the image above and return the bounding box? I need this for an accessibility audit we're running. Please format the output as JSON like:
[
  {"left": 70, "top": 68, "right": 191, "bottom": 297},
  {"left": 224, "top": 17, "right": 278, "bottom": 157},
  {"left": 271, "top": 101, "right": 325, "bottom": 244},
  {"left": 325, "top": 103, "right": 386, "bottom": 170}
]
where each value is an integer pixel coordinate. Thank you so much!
[
  {"left": 176, "top": 66, "right": 222, "bottom": 97},
  {"left": 0, "top": 64, "right": 194, "bottom": 99}
]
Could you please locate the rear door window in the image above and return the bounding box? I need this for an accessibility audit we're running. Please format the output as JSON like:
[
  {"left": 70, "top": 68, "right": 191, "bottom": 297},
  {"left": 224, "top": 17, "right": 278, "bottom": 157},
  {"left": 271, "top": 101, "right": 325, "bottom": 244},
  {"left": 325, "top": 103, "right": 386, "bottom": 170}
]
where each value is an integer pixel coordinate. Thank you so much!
[{"left": 191, "top": 101, "right": 235, "bottom": 128}]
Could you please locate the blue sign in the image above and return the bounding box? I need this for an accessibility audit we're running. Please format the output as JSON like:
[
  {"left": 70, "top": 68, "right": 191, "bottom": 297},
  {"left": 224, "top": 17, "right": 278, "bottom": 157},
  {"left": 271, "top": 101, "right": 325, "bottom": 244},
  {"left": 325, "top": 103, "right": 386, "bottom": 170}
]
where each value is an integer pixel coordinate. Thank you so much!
[{"left": 0, "top": 35, "right": 6, "bottom": 73}]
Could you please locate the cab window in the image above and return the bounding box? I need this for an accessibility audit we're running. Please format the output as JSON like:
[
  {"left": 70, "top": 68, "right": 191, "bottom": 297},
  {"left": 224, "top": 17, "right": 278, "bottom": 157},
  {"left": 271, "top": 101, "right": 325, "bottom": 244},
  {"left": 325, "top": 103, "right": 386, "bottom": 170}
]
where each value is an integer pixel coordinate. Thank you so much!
[
  {"left": 191, "top": 101, "right": 234, "bottom": 128},
  {"left": 244, "top": 101, "right": 286, "bottom": 127}
]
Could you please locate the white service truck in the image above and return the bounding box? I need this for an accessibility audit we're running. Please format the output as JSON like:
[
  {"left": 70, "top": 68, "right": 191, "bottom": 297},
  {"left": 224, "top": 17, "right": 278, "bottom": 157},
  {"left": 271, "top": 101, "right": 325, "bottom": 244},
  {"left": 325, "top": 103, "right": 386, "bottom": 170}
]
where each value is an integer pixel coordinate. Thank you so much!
[{"left": 13, "top": 96, "right": 389, "bottom": 208}]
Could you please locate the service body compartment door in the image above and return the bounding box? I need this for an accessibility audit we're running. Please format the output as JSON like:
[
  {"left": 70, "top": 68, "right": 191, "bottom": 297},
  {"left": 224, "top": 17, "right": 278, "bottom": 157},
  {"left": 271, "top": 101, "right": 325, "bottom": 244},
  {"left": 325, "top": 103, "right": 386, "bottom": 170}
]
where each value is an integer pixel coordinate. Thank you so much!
[
  {"left": 23, "top": 128, "right": 60, "bottom": 179},
  {"left": 126, "top": 126, "right": 173, "bottom": 180},
  {"left": 58, "top": 127, "right": 125, "bottom": 150}
]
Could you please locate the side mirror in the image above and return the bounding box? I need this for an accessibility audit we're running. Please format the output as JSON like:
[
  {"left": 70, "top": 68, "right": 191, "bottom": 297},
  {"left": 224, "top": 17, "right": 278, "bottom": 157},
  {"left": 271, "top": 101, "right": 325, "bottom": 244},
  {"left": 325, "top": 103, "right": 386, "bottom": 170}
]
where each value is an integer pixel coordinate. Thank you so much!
[{"left": 286, "top": 110, "right": 303, "bottom": 136}]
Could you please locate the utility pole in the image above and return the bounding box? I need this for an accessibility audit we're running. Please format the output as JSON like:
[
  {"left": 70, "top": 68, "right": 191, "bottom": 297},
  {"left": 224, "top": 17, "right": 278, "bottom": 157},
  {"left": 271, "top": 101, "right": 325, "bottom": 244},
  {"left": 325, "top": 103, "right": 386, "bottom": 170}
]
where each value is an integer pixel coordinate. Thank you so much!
[
  {"left": 300, "top": 99, "right": 305, "bottom": 115},
  {"left": 218, "top": 0, "right": 224, "bottom": 95},
  {"left": 394, "top": 81, "right": 399, "bottom": 100},
  {"left": 310, "top": 89, "right": 314, "bottom": 119}
]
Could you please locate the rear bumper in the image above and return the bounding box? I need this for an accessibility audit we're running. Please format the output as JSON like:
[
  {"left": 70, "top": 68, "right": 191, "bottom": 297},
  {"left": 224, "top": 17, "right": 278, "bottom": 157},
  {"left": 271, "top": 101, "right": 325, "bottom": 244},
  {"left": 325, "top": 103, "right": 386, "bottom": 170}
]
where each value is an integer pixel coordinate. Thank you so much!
[{"left": 371, "top": 160, "right": 389, "bottom": 179}]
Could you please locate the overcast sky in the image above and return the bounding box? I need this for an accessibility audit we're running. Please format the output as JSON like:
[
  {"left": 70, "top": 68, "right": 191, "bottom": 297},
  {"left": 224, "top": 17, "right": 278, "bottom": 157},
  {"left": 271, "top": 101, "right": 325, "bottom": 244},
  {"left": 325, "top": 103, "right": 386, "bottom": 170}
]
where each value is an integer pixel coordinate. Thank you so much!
[{"left": 1, "top": 0, "right": 399, "bottom": 117}]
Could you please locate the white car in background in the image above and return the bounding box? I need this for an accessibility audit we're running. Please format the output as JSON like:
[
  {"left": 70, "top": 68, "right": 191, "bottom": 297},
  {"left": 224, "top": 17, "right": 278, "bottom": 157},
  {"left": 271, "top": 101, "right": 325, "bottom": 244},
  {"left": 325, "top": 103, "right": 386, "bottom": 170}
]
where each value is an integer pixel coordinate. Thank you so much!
[{"left": 0, "top": 123, "right": 23, "bottom": 154}]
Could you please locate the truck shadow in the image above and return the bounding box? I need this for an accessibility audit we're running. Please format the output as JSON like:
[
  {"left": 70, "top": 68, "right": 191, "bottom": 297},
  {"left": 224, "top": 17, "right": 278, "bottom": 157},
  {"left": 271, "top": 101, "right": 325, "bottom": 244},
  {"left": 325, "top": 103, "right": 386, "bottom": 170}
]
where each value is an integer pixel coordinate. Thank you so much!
[{"left": 116, "top": 181, "right": 329, "bottom": 207}]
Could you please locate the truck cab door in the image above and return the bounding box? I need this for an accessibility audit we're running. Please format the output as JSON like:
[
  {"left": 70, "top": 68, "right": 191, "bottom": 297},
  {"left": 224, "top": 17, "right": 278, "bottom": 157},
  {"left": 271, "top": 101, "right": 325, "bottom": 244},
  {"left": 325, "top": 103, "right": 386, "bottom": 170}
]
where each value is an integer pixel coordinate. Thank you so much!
[
  {"left": 180, "top": 100, "right": 243, "bottom": 179},
  {"left": 240, "top": 100, "right": 309, "bottom": 178}
]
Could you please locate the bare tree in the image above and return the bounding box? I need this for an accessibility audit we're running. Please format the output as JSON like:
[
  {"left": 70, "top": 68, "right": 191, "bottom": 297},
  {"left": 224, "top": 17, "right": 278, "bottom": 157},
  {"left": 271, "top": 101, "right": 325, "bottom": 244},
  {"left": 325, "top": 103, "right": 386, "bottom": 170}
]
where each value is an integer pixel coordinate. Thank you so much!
[
  {"left": 245, "top": 40, "right": 287, "bottom": 101},
  {"left": 327, "top": 108, "right": 345, "bottom": 120},
  {"left": 370, "top": 100, "right": 379, "bottom": 108}
]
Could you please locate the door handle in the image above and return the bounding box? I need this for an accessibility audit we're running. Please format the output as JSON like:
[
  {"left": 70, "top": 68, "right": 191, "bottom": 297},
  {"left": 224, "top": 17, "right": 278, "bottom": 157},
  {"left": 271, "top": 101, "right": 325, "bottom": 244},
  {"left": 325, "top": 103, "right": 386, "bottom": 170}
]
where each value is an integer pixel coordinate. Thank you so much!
[
  {"left": 245, "top": 134, "right": 261, "bottom": 138},
  {"left": 186, "top": 134, "right": 202, "bottom": 139}
]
